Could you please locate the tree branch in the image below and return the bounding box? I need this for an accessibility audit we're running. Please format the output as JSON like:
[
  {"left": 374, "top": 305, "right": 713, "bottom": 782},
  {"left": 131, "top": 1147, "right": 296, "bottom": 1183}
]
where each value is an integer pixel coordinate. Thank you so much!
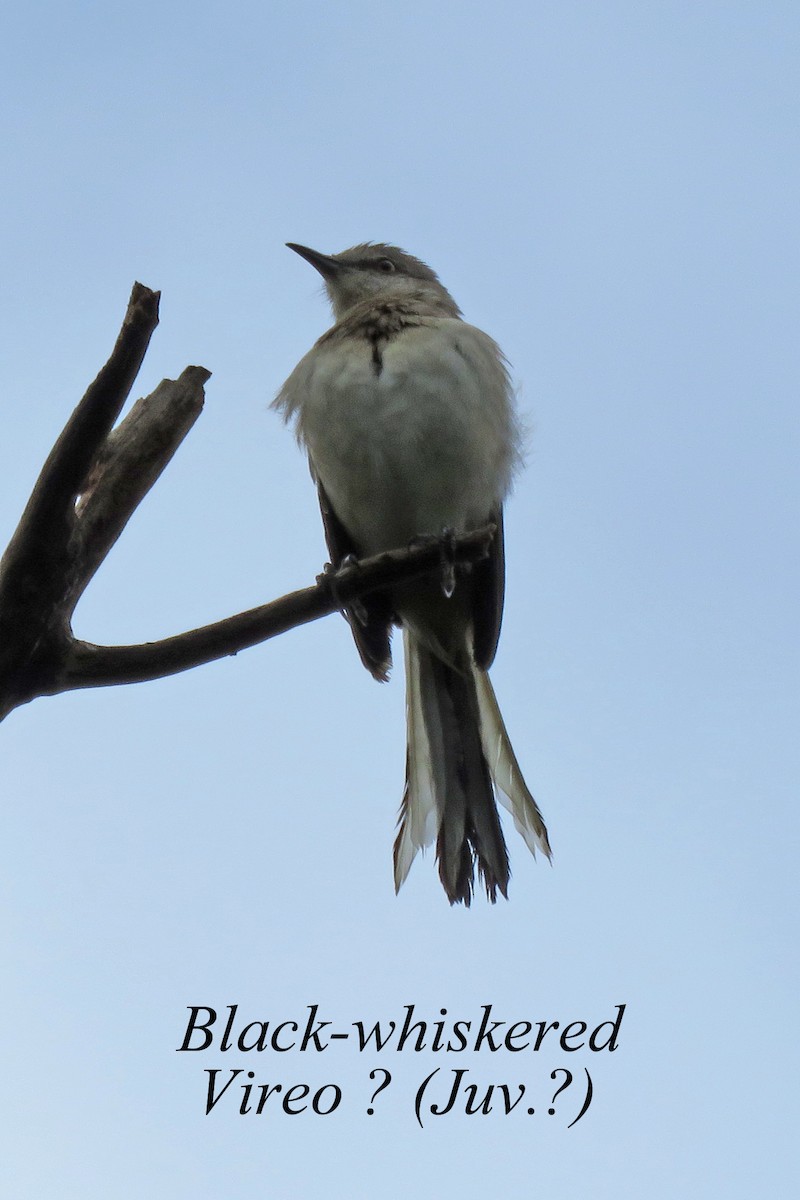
[
  {"left": 1, "top": 283, "right": 159, "bottom": 586},
  {"left": 0, "top": 284, "right": 164, "bottom": 716},
  {"left": 58, "top": 526, "right": 496, "bottom": 692},
  {"left": 66, "top": 366, "right": 209, "bottom": 612},
  {"left": 0, "top": 284, "right": 497, "bottom": 724}
]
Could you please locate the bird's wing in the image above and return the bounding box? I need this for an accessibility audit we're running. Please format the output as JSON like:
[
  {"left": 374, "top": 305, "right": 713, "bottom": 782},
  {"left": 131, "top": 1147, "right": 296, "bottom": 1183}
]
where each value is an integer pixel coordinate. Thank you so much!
[
  {"left": 316, "top": 478, "right": 394, "bottom": 682},
  {"left": 470, "top": 506, "right": 505, "bottom": 670}
]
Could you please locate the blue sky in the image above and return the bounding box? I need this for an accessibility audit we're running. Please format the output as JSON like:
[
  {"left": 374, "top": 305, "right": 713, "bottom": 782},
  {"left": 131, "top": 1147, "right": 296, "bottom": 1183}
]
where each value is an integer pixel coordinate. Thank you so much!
[{"left": 1, "top": 3, "right": 797, "bottom": 1197}]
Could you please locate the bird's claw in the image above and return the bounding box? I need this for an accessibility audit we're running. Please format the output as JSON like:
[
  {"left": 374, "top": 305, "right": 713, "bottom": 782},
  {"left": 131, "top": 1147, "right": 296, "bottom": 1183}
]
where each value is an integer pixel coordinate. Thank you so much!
[
  {"left": 319, "top": 555, "right": 369, "bottom": 625},
  {"left": 407, "top": 529, "right": 459, "bottom": 598},
  {"left": 439, "top": 527, "right": 457, "bottom": 598}
]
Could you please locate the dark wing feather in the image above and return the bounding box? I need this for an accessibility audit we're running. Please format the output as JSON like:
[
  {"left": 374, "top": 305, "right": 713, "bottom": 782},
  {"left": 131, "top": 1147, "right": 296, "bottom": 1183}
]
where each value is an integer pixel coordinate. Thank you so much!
[
  {"left": 470, "top": 508, "right": 506, "bottom": 670},
  {"left": 316, "top": 480, "right": 394, "bottom": 681}
]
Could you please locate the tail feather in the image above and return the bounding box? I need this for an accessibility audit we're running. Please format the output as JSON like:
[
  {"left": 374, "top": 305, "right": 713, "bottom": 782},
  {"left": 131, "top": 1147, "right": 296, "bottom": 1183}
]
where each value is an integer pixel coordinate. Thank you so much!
[
  {"left": 393, "top": 635, "right": 439, "bottom": 890},
  {"left": 432, "top": 645, "right": 509, "bottom": 903},
  {"left": 394, "top": 631, "right": 545, "bottom": 905},
  {"left": 474, "top": 671, "right": 552, "bottom": 861}
]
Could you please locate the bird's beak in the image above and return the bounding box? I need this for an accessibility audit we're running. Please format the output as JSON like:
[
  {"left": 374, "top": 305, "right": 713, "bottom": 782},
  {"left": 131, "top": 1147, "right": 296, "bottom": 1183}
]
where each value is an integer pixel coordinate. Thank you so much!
[{"left": 286, "top": 243, "right": 342, "bottom": 279}]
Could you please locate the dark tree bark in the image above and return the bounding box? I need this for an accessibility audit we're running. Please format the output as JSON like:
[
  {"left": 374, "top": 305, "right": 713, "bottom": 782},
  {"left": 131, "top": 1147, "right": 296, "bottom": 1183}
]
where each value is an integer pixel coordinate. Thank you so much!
[{"left": 0, "top": 284, "right": 496, "bottom": 722}]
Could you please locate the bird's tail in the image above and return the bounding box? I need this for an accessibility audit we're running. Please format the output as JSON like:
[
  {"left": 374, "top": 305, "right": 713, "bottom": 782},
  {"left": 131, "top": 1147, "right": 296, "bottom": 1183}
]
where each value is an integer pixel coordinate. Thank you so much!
[{"left": 394, "top": 631, "right": 551, "bottom": 904}]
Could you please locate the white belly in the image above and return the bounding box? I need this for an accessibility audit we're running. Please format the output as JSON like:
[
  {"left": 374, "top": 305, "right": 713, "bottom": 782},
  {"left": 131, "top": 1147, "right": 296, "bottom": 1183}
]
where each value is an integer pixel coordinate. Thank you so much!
[{"left": 291, "top": 319, "right": 517, "bottom": 556}]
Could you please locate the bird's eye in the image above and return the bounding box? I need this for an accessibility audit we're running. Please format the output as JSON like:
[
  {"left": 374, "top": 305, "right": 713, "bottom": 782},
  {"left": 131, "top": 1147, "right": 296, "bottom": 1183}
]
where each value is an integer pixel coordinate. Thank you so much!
[{"left": 377, "top": 258, "right": 396, "bottom": 273}]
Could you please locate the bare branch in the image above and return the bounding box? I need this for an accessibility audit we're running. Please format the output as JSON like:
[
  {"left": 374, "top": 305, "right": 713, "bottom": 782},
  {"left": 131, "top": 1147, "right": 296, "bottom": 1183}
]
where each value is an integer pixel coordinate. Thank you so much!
[
  {"left": 57, "top": 525, "right": 496, "bottom": 692},
  {"left": 0, "top": 282, "right": 496, "bottom": 725},
  {"left": 0, "top": 283, "right": 160, "bottom": 587},
  {"left": 0, "top": 284, "right": 162, "bottom": 716},
  {"left": 66, "top": 366, "right": 209, "bottom": 611}
]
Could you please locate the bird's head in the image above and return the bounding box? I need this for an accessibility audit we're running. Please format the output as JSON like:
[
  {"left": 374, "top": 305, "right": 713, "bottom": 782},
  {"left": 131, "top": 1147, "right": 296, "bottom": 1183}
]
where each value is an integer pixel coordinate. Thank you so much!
[{"left": 286, "top": 241, "right": 461, "bottom": 321}]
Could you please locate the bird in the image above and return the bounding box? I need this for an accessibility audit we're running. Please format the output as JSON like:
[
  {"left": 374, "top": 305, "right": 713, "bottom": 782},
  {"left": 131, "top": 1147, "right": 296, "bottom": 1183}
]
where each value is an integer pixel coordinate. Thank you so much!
[{"left": 273, "top": 241, "right": 551, "bottom": 904}]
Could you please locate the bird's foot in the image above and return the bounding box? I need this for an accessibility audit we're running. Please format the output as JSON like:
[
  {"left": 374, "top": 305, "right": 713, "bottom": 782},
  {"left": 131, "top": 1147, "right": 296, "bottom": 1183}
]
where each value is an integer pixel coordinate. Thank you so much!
[
  {"left": 439, "top": 527, "right": 457, "bottom": 598},
  {"left": 318, "top": 555, "right": 369, "bottom": 625},
  {"left": 407, "top": 529, "right": 459, "bottom": 597}
]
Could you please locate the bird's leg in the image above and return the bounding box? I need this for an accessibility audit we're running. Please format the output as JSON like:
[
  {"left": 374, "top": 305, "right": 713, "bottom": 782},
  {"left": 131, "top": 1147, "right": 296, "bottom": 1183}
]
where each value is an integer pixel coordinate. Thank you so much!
[
  {"left": 317, "top": 554, "right": 369, "bottom": 625},
  {"left": 406, "top": 529, "right": 459, "bottom": 598},
  {"left": 438, "top": 526, "right": 457, "bottom": 598}
]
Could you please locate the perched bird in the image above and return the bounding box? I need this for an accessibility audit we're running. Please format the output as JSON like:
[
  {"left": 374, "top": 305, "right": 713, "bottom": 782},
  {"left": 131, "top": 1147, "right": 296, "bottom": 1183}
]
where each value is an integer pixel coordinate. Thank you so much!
[{"left": 273, "top": 242, "right": 550, "bottom": 903}]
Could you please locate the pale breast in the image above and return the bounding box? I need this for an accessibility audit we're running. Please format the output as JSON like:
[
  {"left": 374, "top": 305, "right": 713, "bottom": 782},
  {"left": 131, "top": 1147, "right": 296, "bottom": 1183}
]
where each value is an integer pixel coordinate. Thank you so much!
[{"left": 277, "top": 317, "right": 519, "bottom": 556}]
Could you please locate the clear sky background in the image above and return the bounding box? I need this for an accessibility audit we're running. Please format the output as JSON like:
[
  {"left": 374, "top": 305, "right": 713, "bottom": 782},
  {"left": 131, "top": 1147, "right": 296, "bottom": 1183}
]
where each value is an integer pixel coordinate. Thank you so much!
[{"left": 1, "top": 2, "right": 797, "bottom": 1197}]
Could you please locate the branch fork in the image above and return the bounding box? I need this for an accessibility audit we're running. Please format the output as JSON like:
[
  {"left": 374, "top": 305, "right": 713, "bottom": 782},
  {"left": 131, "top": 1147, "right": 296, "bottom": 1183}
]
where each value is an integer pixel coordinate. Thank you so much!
[{"left": 0, "top": 285, "right": 495, "bottom": 722}]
